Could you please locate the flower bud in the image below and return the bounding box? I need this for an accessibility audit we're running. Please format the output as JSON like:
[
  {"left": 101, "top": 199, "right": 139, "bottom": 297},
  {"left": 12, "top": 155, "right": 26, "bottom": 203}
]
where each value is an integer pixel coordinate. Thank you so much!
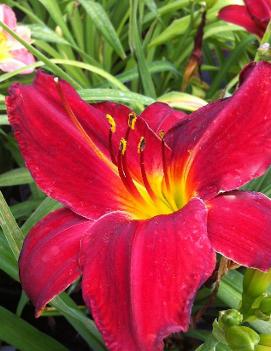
[
  {"left": 241, "top": 269, "right": 271, "bottom": 320},
  {"left": 243, "top": 269, "right": 271, "bottom": 298},
  {"left": 258, "top": 334, "right": 271, "bottom": 347},
  {"left": 212, "top": 309, "right": 243, "bottom": 345},
  {"left": 225, "top": 326, "right": 260, "bottom": 351},
  {"left": 220, "top": 309, "right": 243, "bottom": 327}
]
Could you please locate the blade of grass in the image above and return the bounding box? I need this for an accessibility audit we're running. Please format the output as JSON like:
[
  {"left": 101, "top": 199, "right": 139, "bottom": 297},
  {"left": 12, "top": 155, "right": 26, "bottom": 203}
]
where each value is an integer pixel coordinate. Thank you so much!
[
  {"left": 36, "top": 0, "right": 75, "bottom": 45},
  {"left": 79, "top": 0, "right": 126, "bottom": 59},
  {"left": 51, "top": 294, "right": 106, "bottom": 351},
  {"left": 0, "top": 59, "right": 127, "bottom": 91},
  {"left": 0, "top": 191, "right": 24, "bottom": 259},
  {"left": 79, "top": 88, "right": 154, "bottom": 107},
  {"left": 0, "top": 168, "right": 33, "bottom": 187},
  {"left": 129, "top": 0, "right": 156, "bottom": 98},
  {"left": 207, "top": 35, "right": 255, "bottom": 97},
  {"left": 0, "top": 305, "right": 68, "bottom": 351}
]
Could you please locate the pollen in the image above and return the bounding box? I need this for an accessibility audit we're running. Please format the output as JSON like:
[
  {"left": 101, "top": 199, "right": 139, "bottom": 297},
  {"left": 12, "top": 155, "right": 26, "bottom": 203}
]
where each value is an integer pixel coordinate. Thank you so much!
[
  {"left": 106, "top": 114, "right": 116, "bottom": 133},
  {"left": 137, "top": 136, "right": 146, "bottom": 153},
  {"left": 119, "top": 138, "right": 127, "bottom": 155},
  {"left": 128, "top": 112, "right": 137, "bottom": 130}
]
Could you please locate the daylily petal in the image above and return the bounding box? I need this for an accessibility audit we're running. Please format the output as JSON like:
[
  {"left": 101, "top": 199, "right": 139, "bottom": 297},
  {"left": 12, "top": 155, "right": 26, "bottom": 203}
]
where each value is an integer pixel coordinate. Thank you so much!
[
  {"left": 219, "top": 5, "right": 263, "bottom": 36},
  {"left": 6, "top": 73, "right": 129, "bottom": 219},
  {"left": 19, "top": 208, "right": 93, "bottom": 316},
  {"left": 23, "top": 73, "right": 164, "bottom": 181},
  {"left": 139, "top": 102, "right": 188, "bottom": 134},
  {"left": 245, "top": 0, "right": 271, "bottom": 25},
  {"left": 207, "top": 191, "right": 271, "bottom": 271},
  {"left": 167, "top": 61, "right": 271, "bottom": 201},
  {"left": 0, "top": 4, "right": 16, "bottom": 29},
  {"left": 81, "top": 199, "right": 215, "bottom": 351}
]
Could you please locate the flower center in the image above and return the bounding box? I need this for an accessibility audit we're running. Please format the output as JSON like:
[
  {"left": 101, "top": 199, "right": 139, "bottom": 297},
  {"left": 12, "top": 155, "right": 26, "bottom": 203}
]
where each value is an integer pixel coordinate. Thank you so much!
[
  {"left": 0, "top": 31, "right": 11, "bottom": 61},
  {"left": 105, "top": 113, "right": 187, "bottom": 219},
  {"left": 55, "top": 78, "right": 188, "bottom": 220}
]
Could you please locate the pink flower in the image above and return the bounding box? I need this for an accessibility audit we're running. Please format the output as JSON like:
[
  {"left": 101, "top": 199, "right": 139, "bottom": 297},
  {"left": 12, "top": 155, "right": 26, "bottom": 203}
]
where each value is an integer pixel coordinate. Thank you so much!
[{"left": 0, "top": 4, "right": 35, "bottom": 74}]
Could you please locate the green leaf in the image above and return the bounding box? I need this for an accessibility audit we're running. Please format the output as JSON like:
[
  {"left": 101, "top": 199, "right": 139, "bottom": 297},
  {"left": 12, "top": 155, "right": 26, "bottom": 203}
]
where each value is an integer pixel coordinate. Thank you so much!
[
  {"left": 143, "top": 0, "right": 190, "bottom": 23},
  {"left": 36, "top": 0, "right": 75, "bottom": 44},
  {"left": 0, "top": 191, "right": 24, "bottom": 259},
  {"left": 0, "top": 168, "right": 33, "bottom": 187},
  {"left": 0, "top": 234, "right": 18, "bottom": 280},
  {"left": 0, "top": 114, "right": 8, "bottom": 125},
  {"left": 28, "top": 24, "right": 69, "bottom": 44},
  {"left": 0, "top": 59, "right": 127, "bottom": 91},
  {"left": 129, "top": 0, "right": 156, "bottom": 98},
  {"left": 51, "top": 294, "right": 106, "bottom": 351},
  {"left": 149, "top": 13, "right": 199, "bottom": 47},
  {"left": 79, "top": 88, "right": 154, "bottom": 107},
  {"left": 158, "top": 91, "right": 207, "bottom": 111},
  {"left": 78, "top": 0, "right": 126, "bottom": 59},
  {"left": 0, "top": 305, "right": 68, "bottom": 351},
  {"left": 10, "top": 200, "right": 42, "bottom": 220}
]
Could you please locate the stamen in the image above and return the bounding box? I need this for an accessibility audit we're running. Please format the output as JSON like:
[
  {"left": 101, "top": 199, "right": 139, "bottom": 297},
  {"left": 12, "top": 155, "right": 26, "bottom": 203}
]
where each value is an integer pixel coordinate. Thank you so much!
[
  {"left": 106, "top": 113, "right": 117, "bottom": 164},
  {"left": 128, "top": 112, "right": 137, "bottom": 130},
  {"left": 117, "top": 138, "right": 142, "bottom": 200},
  {"left": 160, "top": 130, "right": 170, "bottom": 191},
  {"left": 54, "top": 77, "right": 115, "bottom": 171},
  {"left": 106, "top": 114, "right": 116, "bottom": 133},
  {"left": 138, "top": 137, "right": 156, "bottom": 201}
]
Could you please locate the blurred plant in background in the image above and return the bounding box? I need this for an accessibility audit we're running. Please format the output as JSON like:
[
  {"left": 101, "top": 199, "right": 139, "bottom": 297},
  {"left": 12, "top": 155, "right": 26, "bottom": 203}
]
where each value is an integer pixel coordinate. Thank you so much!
[{"left": 1, "top": 0, "right": 271, "bottom": 350}]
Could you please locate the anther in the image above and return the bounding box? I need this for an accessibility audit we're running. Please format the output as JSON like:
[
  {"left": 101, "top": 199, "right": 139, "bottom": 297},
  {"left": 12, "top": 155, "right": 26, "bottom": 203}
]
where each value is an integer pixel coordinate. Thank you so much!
[
  {"left": 106, "top": 114, "right": 116, "bottom": 133},
  {"left": 128, "top": 112, "right": 137, "bottom": 130},
  {"left": 138, "top": 137, "right": 156, "bottom": 201},
  {"left": 106, "top": 114, "right": 117, "bottom": 164},
  {"left": 137, "top": 136, "right": 145, "bottom": 154},
  {"left": 119, "top": 138, "right": 127, "bottom": 155}
]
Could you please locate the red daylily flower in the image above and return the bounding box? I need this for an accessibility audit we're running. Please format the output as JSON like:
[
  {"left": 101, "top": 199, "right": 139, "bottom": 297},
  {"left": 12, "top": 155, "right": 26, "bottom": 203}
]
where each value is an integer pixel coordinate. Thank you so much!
[
  {"left": 219, "top": 0, "right": 271, "bottom": 37},
  {"left": 6, "top": 61, "right": 271, "bottom": 351}
]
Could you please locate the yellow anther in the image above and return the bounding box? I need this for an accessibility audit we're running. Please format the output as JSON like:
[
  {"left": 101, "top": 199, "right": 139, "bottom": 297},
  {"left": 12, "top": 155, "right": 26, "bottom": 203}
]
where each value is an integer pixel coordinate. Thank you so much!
[
  {"left": 137, "top": 136, "right": 145, "bottom": 154},
  {"left": 106, "top": 114, "right": 116, "bottom": 133},
  {"left": 119, "top": 138, "right": 127, "bottom": 155},
  {"left": 128, "top": 112, "right": 137, "bottom": 130},
  {"left": 159, "top": 130, "right": 165, "bottom": 139}
]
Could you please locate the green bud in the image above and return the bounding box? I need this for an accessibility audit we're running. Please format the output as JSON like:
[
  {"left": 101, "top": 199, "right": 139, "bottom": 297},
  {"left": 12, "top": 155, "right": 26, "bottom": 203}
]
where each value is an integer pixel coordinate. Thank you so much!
[
  {"left": 259, "top": 297, "right": 271, "bottom": 314},
  {"left": 243, "top": 269, "right": 271, "bottom": 298},
  {"left": 220, "top": 309, "right": 243, "bottom": 327},
  {"left": 225, "top": 326, "right": 260, "bottom": 351},
  {"left": 212, "top": 310, "right": 243, "bottom": 345},
  {"left": 241, "top": 269, "right": 271, "bottom": 319},
  {"left": 255, "top": 346, "right": 271, "bottom": 351},
  {"left": 259, "top": 334, "right": 271, "bottom": 347}
]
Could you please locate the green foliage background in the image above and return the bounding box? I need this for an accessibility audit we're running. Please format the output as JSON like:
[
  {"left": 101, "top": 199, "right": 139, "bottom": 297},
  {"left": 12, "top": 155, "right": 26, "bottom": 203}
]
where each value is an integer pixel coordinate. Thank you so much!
[{"left": 0, "top": 0, "right": 270, "bottom": 350}]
